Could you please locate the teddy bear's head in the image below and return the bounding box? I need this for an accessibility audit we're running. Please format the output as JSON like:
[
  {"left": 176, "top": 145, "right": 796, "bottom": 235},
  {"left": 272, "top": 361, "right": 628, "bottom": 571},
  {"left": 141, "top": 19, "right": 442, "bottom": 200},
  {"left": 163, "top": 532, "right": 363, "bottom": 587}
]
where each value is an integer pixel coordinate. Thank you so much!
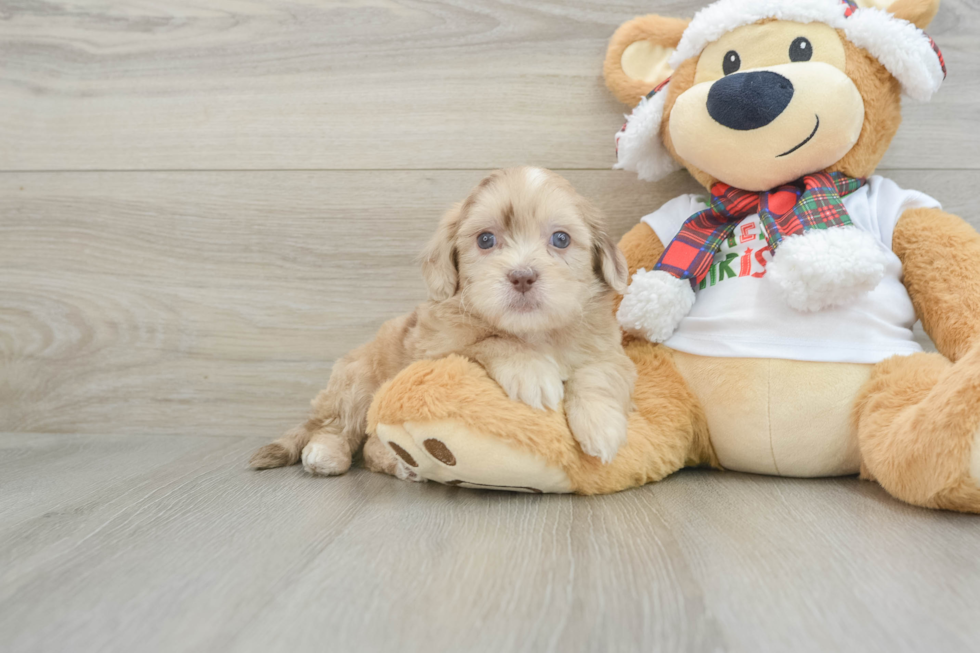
[{"left": 605, "top": 0, "right": 946, "bottom": 191}]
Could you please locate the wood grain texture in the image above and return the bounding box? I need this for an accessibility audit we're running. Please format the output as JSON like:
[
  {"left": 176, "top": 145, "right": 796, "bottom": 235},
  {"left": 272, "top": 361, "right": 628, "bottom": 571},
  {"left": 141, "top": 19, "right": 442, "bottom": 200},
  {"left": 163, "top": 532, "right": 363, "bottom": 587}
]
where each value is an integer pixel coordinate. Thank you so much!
[
  {"left": 0, "top": 0, "right": 977, "bottom": 172},
  {"left": 3, "top": 169, "right": 970, "bottom": 437},
  {"left": 3, "top": 2, "right": 980, "bottom": 651},
  {"left": 2, "top": 432, "right": 980, "bottom": 653},
  {"left": 0, "top": 168, "right": 702, "bottom": 436}
]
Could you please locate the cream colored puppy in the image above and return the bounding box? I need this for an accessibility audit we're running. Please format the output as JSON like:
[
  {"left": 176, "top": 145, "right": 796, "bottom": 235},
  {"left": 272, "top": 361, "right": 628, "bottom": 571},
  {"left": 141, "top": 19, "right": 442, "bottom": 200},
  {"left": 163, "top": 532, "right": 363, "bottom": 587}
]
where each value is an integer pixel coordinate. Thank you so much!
[{"left": 250, "top": 167, "right": 636, "bottom": 478}]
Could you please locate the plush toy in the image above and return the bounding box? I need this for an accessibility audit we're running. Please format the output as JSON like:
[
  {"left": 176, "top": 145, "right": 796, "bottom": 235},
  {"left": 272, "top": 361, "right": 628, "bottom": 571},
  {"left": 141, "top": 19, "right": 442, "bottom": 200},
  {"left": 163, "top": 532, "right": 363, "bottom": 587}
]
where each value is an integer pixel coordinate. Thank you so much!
[{"left": 367, "top": 0, "right": 980, "bottom": 513}]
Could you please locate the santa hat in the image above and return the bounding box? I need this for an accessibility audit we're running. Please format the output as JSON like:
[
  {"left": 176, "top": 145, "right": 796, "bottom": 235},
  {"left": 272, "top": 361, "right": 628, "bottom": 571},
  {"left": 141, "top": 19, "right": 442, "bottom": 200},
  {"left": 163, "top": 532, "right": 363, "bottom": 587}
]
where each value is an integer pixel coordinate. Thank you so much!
[{"left": 615, "top": 0, "right": 947, "bottom": 182}]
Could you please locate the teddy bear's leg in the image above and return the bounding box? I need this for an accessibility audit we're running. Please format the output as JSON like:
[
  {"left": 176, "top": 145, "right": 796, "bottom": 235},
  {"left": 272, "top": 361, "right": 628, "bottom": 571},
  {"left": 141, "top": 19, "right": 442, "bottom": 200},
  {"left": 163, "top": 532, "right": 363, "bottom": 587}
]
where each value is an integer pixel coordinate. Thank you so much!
[
  {"left": 367, "top": 344, "right": 712, "bottom": 494},
  {"left": 854, "top": 344, "right": 980, "bottom": 513}
]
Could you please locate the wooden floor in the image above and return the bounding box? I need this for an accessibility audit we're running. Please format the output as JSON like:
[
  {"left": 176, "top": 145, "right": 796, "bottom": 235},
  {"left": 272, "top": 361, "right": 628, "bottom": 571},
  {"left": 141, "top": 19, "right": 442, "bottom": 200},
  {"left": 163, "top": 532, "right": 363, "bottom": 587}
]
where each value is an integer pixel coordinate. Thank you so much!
[
  {"left": 3, "top": 432, "right": 980, "bottom": 653},
  {"left": 3, "top": 0, "right": 980, "bottom": 651}
]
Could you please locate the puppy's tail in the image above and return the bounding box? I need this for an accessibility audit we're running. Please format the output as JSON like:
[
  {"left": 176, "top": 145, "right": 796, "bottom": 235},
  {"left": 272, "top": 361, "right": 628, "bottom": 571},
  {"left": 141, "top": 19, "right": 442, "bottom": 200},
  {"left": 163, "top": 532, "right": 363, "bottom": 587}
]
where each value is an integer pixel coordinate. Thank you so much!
[{"left": 249, "top": 420, "right": 320, "bottom": 469}]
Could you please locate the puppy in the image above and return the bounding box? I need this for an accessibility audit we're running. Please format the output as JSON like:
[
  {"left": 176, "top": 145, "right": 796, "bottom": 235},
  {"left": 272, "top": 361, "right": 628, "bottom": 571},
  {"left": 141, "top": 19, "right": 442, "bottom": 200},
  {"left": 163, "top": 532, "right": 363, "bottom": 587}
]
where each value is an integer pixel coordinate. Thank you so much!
[{"left": 249, "top": 167, "right": 637, "bottom": 479}]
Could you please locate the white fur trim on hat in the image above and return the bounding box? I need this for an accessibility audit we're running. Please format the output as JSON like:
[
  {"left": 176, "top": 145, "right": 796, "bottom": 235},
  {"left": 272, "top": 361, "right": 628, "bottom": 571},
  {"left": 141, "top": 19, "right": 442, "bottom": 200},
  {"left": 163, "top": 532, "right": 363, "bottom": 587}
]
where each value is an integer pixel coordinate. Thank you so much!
[
  {"left": 842, "top": 8, "right": 944, "bottom": 101},
  {"left": 617, "top": 268, "right": 696, "bottom": 342},
  {"left": 614, "top": 87, "right": 681, "bottom": 182},
  {"left": 668, "top": 0, "right": 944, "bottom": 101},
  {"left": 765, "top": 226, "right": 889, "bottom": 311}
]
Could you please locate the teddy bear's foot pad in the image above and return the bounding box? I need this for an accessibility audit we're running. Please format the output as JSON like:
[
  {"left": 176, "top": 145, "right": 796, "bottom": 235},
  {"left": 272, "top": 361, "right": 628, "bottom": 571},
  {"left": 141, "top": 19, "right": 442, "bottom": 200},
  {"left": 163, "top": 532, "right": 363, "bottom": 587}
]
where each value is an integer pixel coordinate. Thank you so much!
[{"left": 376, "top": 420, "right": 573, "bottom": 493}]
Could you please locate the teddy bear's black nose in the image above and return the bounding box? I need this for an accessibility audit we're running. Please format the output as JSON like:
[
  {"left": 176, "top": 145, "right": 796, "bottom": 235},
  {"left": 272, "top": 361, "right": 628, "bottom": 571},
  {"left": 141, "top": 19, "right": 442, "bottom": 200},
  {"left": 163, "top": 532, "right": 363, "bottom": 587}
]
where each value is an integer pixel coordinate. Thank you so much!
[{"left": 707, "top": 71, "right": 794, "bottom": 131}]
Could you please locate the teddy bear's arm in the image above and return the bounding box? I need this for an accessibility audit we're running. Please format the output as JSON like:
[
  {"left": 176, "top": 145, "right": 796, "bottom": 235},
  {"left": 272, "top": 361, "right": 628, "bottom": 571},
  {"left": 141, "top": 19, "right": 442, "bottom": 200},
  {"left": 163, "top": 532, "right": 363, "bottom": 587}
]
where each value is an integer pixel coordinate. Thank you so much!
[
  {"left": 615, "top": 221, "right": 682, "bottom": 343},
  {"left": 614, "top": 221, "right": 665, "bottom": 314},
  {"left": 893, "top": 207, "right": 980, "bottom": 362},
  {"left": 619, "top": 221, "right": 666, "bottom": 275}
]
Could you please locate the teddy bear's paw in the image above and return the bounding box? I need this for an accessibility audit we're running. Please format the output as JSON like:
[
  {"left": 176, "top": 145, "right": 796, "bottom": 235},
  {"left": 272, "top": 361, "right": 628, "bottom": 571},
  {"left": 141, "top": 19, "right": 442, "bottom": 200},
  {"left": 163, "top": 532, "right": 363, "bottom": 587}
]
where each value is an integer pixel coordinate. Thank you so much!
[
  {"left": 617, "top": 268, "right": 695, "bottom": 343},
  {"left": 565, "top": 399, "right": 629, "bottom": 464},
  {"left": 767, "top": 227, "right": 889, "bottom": 312},
  {"left": 970, "top": 429, "right": 980, "bottom": 489},
  {"left": 301, "top": 439, "right": 352, "bottom": 476},
  {"left": 488, "top": 354, "right": 564, "bottom": 411},
  {"left": 375, "top": 421, "right": 573, "bottom": 493},
  {"left": 930, "top": 426, "right": 980, "bottom": 513}
]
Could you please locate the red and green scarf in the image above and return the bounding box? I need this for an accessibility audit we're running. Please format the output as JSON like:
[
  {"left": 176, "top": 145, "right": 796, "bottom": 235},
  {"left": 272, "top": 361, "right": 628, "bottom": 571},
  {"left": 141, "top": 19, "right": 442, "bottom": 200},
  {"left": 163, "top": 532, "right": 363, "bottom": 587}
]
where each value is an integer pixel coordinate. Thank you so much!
[{"left": 656, "top": 172, "right": 866, "bottom": 287}]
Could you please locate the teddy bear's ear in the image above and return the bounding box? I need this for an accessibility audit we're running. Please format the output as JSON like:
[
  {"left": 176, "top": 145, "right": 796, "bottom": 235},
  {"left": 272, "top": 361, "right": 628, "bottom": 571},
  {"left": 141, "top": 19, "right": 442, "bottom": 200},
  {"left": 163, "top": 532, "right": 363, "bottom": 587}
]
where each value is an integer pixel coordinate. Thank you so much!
[
  {"left": 883, "top": 0, "right": 941, "bottom": 29},
  {"left": 604, "top": 15, "right": 690, "bottom": 107}
]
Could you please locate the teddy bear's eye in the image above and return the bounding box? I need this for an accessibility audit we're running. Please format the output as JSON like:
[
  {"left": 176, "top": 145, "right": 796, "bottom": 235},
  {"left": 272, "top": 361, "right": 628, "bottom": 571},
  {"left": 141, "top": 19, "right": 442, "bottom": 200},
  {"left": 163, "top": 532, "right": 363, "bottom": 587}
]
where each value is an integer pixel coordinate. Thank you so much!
[
  {"left": 722, "top": 50, "right": 741, "bottom": 75},
  {"left": 790, "top": 37, "right": 813, "bottom": 62}
]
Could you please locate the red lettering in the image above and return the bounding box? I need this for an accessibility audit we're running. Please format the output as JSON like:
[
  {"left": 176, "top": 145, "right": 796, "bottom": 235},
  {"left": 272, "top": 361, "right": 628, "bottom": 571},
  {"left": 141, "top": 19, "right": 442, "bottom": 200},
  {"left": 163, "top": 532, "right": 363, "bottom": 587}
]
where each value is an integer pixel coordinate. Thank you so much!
[
  {"left": 740, "top": 247, "right": 753, "bottom": 277},
  {"left": 739, "top": 222, "right": 757, "bottom": 243},
  {"left": 752, "top": 246, "right": 772, "bottom": 278}
]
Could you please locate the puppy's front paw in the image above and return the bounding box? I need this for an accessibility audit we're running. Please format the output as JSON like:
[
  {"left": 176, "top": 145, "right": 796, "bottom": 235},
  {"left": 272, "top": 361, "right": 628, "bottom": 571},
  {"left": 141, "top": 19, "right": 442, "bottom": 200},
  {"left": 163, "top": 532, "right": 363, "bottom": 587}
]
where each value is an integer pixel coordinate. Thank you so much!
[
  {"left": 490, "top": 355, "right": 564, "bottom": 411},
  {"left": 566, "top": 400, "right": 628, "bottom": 464},
  {"left": 301, "top": 440, "right": 352, "bottom": 476}
]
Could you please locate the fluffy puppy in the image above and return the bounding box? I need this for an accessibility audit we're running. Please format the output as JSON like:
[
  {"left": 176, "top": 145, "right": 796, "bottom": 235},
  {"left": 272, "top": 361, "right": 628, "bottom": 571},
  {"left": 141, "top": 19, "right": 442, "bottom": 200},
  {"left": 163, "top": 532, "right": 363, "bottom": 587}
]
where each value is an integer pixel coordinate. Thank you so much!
[{"left": 250, "top": 167, "right": 636, "bottom": 479}]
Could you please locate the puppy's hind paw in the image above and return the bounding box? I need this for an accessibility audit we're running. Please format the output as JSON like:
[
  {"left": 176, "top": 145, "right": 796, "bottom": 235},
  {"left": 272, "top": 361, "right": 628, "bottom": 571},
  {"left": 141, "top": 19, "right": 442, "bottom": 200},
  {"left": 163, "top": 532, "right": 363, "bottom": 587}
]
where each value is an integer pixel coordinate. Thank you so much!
[
  {"left": 301, "top": 441, "right": 352, "bottom": 476},
  {"left": 394, "top": 460, "right": 424, "bottom": 483},
  {"left": 363, "top": 434, "right": 424, "bottom": 482}
]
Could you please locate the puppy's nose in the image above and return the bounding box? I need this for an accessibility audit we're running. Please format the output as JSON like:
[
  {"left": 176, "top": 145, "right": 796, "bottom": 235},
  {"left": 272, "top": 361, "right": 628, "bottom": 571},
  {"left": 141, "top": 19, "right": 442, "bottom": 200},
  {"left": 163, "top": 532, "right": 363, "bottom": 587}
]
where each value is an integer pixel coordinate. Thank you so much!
[
  {"left": 707, "top": 71, "right": 794, "bottom": 131},
  {"left": 508, "top": 269, "right": 538, "bottom": 293}
]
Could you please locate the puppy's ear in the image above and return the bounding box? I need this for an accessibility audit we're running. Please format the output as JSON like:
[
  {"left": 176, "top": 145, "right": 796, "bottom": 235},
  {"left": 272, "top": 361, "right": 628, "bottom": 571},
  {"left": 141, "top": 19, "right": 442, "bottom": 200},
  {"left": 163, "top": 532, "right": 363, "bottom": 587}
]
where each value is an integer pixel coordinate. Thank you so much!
[
  {"left": 581, "top": 201, "right": 629, "bottom": 294},
  {"left": 420, "top": 203, "right": 462, "bottom": 302},
  {"left": 604, "top": 14, "right": 689, "bottom": 107}
]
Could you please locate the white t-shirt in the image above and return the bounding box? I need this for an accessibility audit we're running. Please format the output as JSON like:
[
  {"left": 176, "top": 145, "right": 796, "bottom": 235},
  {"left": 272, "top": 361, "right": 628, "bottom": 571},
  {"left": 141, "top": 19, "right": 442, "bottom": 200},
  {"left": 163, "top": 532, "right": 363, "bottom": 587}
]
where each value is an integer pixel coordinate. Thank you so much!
[{"left": 640, "top": 176, "right": 941, "bottom": 364}]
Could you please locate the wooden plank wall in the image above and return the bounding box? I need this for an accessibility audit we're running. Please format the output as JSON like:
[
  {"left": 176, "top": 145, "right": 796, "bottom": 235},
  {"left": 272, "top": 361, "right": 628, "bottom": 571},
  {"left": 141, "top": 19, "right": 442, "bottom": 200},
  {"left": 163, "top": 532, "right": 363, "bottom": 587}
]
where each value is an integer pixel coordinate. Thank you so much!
[{"left": 2, "top": 0, "right": 978, "bottom": 438}]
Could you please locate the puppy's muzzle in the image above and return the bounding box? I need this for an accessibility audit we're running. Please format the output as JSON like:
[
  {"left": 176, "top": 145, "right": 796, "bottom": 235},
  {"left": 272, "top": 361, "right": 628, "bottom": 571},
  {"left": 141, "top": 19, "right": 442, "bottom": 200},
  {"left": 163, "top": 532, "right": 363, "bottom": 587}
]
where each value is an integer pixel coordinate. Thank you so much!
[{"left": 508, "top": 269, "right": 538, "bottom": 294}]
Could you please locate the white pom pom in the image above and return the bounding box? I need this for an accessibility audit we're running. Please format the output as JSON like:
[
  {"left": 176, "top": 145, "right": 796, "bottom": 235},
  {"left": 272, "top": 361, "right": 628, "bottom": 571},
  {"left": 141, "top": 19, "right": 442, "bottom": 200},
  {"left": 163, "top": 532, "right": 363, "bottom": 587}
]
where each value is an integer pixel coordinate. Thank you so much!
[
  {"left": 617, "top": 269, "right": 696, "bottom": 343},
  {"left": 766, "top": 227, "right": 888, "bottom": 312}
]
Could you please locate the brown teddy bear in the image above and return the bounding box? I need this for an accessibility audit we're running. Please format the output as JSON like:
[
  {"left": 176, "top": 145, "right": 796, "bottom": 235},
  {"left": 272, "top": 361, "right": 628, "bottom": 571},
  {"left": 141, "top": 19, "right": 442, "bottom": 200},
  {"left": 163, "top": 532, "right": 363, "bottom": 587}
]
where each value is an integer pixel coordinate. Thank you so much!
[{"left": 367, "top": 0, "right": 980, "bottom": 513}]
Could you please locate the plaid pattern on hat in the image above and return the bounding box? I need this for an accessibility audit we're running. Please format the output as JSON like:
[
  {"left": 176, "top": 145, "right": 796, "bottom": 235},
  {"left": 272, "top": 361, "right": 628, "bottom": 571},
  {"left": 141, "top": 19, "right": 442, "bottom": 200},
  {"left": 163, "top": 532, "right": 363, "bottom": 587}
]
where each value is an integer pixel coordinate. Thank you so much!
[
  {"left": 655, "top": 172, "right": 866, "bottom": 287},
  {"left": 645, "top": 78, "right": 671, "bottom": 99},
  {"left": 927, "top": 35, "right": 947, "bottom": 79}
]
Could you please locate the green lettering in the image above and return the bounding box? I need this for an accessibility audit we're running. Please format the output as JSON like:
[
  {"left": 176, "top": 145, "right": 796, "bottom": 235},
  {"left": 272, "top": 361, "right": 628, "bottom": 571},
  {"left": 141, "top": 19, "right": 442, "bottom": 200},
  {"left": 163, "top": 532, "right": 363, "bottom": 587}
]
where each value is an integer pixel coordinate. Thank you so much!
[{"left": 718, "top": 252, "right": 739, "bottom": 280}]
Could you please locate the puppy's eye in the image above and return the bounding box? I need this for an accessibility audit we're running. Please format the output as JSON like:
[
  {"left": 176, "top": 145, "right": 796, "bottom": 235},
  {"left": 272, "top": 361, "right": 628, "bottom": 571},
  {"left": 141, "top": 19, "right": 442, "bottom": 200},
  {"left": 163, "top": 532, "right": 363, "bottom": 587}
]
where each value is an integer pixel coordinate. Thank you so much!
[
  {"left": 477, "top": 232, "right": 496, "bottom": 249},
  {"left": 550, "top": 231, "right": 571, "bottom": 249},
  {"left": 789, "top": 37, "right": 812, "bottom": 62},
  {"left": 722, "top": 50, "right": 740, "bottom": 75}
]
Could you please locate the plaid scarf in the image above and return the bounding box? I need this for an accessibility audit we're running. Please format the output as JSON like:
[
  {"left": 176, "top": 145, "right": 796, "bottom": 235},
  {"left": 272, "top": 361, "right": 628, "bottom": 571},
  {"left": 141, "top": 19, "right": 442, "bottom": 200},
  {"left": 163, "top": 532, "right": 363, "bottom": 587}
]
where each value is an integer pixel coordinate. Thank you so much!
[{"left": 655, "top": 172, "right": 866, "bottom": 288}]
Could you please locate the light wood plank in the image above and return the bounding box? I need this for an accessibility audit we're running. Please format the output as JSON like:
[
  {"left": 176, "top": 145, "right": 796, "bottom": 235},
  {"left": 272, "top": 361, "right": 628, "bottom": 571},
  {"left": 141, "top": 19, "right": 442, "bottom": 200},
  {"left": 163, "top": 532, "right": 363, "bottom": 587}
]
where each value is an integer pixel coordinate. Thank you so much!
[
  {"left": 1, "top": 169, "right": 969, "bottom": 437},
  {"left": 2, "top": 432, "right": 979, "bottom": 653},
  {"left": 0, "top": 168, "right": 700, "bottom": 437},
  {"left": 1, "top": 0, "right": 976, "bottom": 172}
]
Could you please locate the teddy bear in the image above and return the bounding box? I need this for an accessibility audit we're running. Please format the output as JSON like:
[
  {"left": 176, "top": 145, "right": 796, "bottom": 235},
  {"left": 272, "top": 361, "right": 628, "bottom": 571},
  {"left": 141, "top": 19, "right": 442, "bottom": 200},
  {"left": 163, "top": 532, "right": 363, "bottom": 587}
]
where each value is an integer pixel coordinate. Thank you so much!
[{"left": 366, "top": 0, "right": 980, "bottom": 513}]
